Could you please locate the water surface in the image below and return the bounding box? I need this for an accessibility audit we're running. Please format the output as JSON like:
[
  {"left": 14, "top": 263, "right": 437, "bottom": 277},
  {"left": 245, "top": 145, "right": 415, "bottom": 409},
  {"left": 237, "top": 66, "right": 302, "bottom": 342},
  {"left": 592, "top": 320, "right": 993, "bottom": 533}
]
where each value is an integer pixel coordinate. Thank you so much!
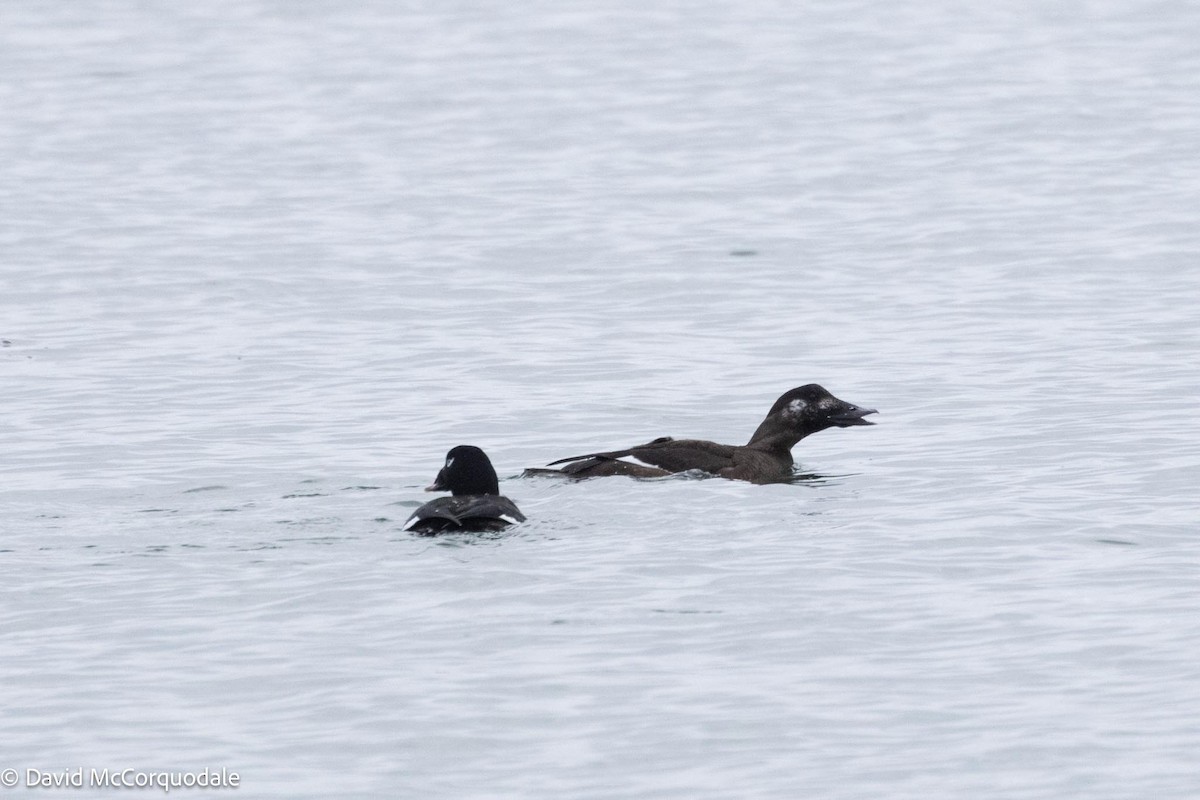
[{"left": 3, "top": 1, "right": 1199, "bottom": 798}]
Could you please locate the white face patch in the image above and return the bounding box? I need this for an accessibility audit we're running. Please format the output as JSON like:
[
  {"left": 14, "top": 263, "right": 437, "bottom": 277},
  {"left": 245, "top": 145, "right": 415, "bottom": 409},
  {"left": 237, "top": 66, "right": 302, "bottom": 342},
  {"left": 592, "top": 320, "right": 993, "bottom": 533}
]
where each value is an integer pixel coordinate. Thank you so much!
[
  {"left": 445, "top": 457, "right": 455, "bottom": 470},
  {"left": 784, "top": 398, "right": 808, "bottom": 418}
]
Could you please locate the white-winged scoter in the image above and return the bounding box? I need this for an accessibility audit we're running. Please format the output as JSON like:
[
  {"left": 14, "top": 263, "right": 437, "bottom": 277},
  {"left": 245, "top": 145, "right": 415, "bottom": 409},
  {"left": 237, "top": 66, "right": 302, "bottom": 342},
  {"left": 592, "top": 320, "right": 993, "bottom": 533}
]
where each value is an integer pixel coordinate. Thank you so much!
[
  {"left": 403, "top": 445, "right": 526, "bottom": 533},
  {"left": 526, "top": 384, "right": 876, "bottom": 484}
]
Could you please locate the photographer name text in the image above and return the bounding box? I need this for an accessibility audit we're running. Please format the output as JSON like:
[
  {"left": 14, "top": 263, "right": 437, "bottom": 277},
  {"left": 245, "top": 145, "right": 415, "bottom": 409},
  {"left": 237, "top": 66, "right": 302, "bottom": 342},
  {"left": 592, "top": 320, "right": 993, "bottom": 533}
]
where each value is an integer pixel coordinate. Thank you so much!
[{"left": 2, "top": 767, "right": 239, "bottom": 792}]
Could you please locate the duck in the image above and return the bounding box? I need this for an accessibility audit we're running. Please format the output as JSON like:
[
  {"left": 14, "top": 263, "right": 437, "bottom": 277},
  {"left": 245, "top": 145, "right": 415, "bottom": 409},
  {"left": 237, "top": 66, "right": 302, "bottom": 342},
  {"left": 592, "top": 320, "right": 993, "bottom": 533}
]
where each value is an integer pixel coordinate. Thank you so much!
[
  {"left": 403, "top": 445, "right": 526, "bottom": 534},
  {"left": 525, "top": 384, "right": 877, "bottom": 484}
]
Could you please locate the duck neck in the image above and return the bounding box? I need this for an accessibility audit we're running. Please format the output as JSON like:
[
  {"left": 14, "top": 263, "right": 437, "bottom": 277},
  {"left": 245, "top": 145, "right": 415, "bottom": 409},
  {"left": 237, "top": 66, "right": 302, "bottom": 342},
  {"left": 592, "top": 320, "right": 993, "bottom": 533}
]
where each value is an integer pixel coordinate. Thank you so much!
[{"left": 746, "top": 421, "right": 805, "bottom": 458}]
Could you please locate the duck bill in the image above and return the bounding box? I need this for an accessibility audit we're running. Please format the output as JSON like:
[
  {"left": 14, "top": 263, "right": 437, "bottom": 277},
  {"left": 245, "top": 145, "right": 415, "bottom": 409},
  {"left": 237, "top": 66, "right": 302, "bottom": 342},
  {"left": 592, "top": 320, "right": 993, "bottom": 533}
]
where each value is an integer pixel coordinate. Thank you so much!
[
  {"left": 829, "top": 404, "right": 878, "bottom": 426},
  {"left": 425, "top": 467, "right": 449, "bottom": 492}
]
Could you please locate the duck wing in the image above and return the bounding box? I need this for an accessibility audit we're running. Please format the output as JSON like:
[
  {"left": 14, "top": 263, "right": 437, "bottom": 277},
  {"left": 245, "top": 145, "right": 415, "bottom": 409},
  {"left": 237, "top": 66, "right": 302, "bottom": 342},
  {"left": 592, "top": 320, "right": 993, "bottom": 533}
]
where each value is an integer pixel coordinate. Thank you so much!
[
  {"left": 546, "top": 437, "right": 736, "bottom": 476},
  {"left": 403, "top": 495, "right": 525, "bottom": 532}
]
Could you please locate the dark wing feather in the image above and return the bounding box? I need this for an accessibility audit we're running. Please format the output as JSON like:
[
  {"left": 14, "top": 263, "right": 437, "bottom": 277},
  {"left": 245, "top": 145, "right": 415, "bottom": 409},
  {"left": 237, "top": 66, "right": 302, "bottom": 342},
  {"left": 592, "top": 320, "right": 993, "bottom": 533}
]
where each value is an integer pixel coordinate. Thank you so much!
[
  {"left": 404, "top": 495, "right": 525, "bottom": 533},
  {"left": 625, "top": 439, "right": 736, "bottom": 474},
  {"left": 546, "top": 438, "right": 736, "bottom": 476},
  {"left": 547, "top": 457, "right": 669, "bottom": 479},
  {"left": 545, "top": 436, "right": 675, "bottom": 466}
]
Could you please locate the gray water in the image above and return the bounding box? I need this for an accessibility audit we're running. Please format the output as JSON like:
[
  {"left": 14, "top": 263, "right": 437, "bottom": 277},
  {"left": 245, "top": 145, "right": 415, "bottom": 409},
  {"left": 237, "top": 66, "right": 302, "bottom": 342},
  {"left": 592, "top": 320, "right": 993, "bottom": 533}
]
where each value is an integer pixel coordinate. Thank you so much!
[{"left": 3, "top": 1, "right": 1199, "bottom": 798}]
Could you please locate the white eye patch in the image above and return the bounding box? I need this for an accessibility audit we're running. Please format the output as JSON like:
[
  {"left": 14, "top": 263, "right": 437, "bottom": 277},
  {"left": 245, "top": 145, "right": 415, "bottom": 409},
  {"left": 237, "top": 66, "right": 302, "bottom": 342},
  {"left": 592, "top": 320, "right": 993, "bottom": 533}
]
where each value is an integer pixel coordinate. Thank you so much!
[
  {"left": 785, "top": 398, "right": 808, "bottom": 417},
  {"left": 445, "top": 457, "right": 456, "bottom": 470}
]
